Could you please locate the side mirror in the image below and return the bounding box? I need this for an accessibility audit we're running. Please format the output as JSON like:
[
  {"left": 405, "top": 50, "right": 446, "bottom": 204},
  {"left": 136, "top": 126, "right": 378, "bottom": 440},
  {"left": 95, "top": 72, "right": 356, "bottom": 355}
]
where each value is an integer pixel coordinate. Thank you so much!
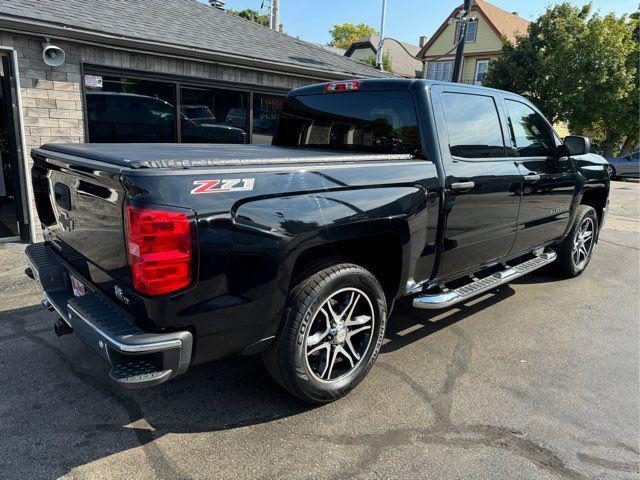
[{"left": 563, "top": 135, "right": 590, "bottom": 156}]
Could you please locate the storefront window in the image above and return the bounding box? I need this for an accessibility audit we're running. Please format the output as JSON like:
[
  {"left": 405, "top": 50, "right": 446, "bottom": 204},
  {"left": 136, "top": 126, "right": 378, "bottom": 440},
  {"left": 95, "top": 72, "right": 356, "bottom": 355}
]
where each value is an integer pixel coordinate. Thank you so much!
[
  {"left": 252, "top": 94, "right": 284, "bottom": 144},
  {"left": 84, "top": 72, "right": 284, "bottom": 144},
  {"left": 85, "top": 75, "right": 177, "bottom": 143},
  {"left": 180, "top": 86, "right": 247, "bottom": 144}
]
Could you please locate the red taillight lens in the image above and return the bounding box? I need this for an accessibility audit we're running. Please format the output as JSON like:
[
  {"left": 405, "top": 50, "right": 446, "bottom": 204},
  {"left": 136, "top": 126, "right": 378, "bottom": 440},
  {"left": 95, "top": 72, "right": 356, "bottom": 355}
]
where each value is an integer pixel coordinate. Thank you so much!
[
  {"left": 125, "top": 203, "right": 196, "bottom": 296},
  {"left": 324, "top": 81, "right": 361, "bottom": 93}
]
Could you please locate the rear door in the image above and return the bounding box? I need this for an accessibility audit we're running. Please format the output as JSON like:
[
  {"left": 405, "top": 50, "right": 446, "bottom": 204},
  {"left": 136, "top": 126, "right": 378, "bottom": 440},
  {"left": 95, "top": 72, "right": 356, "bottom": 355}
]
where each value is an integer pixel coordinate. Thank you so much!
[
  {"left": 502, "top": 97, "right": 577, "bottom": 253},
  {"left": 432, "top": 86, "right": 522, "bottom": 279}
]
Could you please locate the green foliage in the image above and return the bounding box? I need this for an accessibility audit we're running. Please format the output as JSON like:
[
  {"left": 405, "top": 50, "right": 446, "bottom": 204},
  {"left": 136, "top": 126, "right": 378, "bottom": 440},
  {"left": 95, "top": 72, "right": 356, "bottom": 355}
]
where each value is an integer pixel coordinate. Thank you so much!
[
  {"left": 362, "top": 53, "right": 393, "bottom": 72},
  {"left": 228, "top": 8, "right": 270, "bottom": 27},
  {"left": 484, "top": 2, "right": 638, "bottom": 157},
  {"left": 329, "top": 23, "right": 377, "bottom": 49}
]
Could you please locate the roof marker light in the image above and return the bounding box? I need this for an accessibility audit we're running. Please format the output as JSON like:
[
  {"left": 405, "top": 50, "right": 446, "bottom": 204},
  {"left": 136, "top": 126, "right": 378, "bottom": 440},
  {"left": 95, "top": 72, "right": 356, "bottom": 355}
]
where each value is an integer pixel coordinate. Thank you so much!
[{"left": 324, "top": 81, "right": 361, "bottom": 93}]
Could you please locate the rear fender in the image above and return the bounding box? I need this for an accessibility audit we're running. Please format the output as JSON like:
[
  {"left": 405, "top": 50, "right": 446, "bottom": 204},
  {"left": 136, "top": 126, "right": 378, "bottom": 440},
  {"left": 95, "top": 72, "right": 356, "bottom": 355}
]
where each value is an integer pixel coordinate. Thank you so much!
[{"left": 233, "top": 186, "right": 426, "bottom": 333}]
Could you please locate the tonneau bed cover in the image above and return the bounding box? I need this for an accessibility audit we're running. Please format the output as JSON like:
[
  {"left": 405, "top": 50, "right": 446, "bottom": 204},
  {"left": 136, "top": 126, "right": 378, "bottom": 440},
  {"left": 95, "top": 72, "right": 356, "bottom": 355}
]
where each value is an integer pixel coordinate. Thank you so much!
[{"left": 34, "top": 144, "right": 414, "bottom": 169}]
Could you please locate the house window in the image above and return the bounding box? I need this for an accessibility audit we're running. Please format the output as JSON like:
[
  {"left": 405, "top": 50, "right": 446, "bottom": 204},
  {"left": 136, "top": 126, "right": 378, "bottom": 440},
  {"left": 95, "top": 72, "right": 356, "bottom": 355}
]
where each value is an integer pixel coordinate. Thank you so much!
[
  {"left": 455, "top": 20, "right": 478, "bottom": 43},
  {"left": 474, "top": 60, "right": 489, "bottom": 85},
  {"left": 427, "top": 60, "right": 454, "bottom": 82}
]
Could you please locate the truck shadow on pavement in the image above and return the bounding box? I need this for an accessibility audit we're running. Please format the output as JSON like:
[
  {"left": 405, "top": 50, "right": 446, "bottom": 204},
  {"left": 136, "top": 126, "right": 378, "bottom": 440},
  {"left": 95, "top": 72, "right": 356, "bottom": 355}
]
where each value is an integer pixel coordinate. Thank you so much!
[{"left": 0, "top": 273, "right": 574, "bottom": 479}]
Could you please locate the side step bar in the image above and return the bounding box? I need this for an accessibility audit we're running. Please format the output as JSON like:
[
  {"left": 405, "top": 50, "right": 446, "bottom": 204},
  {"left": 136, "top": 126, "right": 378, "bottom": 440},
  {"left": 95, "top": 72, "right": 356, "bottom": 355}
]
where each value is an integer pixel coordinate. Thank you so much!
[{"left": 413, "top": 250, "right": 557, "bottom": 310}]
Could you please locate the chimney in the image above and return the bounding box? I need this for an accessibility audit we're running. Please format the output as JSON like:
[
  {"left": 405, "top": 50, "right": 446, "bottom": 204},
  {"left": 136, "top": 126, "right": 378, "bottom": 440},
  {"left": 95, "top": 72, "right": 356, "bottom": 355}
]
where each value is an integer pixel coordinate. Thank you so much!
[
  {"left": 419, "top": 36, "right": 428, "bottom": 47},
  {"left": 209, "top": 0, "right": 225, "bottom": 9}
]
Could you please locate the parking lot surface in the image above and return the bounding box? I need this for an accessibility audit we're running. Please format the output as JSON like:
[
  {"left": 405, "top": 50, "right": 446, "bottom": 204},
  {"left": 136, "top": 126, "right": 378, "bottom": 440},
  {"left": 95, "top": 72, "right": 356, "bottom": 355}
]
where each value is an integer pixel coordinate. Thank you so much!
[{"left": 0, "top": 182, "right": 638, "bottom": 480}]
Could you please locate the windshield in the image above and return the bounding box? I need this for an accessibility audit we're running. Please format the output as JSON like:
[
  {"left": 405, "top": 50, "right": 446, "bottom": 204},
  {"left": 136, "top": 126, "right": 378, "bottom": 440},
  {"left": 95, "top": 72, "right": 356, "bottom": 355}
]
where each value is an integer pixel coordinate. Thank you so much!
[{"left": 273, "top": 91, "right": 422, "bottom": 155}]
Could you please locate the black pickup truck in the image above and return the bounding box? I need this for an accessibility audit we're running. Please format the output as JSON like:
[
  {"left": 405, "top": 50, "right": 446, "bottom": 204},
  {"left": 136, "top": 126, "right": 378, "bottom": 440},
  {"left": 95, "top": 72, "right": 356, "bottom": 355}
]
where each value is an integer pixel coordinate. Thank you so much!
[{"left": 26, "top": 79, "right": 609, "bottom": 403}]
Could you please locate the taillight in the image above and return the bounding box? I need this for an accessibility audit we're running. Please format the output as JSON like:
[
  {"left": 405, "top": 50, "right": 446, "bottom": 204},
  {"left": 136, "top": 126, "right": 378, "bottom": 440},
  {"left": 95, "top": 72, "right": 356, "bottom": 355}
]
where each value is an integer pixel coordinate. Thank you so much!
[
  {"left": 125, "top": 203, "right": 197, "bottom": 296},
  {"left": 324, "top": 81, "right": 361, "bottom": 93}
]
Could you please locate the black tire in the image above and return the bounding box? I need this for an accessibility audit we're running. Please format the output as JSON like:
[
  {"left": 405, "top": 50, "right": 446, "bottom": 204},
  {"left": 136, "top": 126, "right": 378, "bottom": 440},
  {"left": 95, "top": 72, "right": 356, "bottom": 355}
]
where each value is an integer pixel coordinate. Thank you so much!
[
  {"left": 263, "top": 263, "right": 387, "bottom": 404},
  {"left": 551, "top": 205, "right": 598, "bottom": 278}
]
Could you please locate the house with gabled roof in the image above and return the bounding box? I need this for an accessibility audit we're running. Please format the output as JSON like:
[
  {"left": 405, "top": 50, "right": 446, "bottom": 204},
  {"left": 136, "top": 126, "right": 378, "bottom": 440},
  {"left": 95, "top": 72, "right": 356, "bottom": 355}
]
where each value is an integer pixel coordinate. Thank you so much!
[{"left": 418, "top": 0, "right": 530, "bottom": 86}]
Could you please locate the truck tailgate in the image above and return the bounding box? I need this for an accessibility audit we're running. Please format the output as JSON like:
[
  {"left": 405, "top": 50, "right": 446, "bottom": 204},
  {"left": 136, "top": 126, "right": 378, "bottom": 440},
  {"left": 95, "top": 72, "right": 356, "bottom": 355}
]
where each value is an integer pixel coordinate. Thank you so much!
[{"left": 31, "top": 152, "right": 128, "bottom": 278}]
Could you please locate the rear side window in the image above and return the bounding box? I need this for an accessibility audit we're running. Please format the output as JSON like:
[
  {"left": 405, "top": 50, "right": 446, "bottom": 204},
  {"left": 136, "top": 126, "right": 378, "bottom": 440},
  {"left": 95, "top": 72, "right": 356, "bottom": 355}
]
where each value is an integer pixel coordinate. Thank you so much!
[
  {"left": 441, "top": 92, "right": 505, "bottom": 158},
  {"left": 273, "top": 91, "right": 421, "bottom": 156},
  {"left": 505, "top": 100, "right": 556, "bottom": 157}
]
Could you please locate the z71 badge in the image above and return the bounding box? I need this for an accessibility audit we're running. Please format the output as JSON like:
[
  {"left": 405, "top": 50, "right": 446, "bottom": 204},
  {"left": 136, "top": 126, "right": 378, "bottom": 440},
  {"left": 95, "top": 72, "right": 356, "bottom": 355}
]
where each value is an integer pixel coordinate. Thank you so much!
[{"left": 191, "top": 178, "right": 255, "bottom": 194}]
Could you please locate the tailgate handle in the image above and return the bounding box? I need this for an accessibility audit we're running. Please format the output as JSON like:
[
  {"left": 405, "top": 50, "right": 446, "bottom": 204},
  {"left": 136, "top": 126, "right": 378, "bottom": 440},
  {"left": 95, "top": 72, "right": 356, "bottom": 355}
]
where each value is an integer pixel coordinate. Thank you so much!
[
  {"left": 54, "top": 183, "right": 72, "bottom": 210},
  {"left": 76, "top": 180, "right": 112, "bottom": 200}
]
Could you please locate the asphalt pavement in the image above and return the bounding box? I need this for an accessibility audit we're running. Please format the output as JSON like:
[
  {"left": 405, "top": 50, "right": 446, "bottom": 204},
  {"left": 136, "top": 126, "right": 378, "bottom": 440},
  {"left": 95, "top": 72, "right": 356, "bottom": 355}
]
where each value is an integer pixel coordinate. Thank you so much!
[{"left": 0, "top": 181, "right": 638, "bottom": 480}]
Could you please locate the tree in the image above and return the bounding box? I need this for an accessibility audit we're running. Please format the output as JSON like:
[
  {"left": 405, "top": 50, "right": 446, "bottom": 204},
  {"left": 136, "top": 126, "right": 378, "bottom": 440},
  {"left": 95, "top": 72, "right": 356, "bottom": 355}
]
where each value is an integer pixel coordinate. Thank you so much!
[
  {"left": 484, "top": 3, "right": 638, "bottom": 157},
  {"left": 228, "top": 8, "right": 269, "bottom": 27},
  {"left": 329, "top": 23, "right": 377, "bottom": 49},
  {"left": 362, "top": 53, "right": 393, "bottom": 72}
]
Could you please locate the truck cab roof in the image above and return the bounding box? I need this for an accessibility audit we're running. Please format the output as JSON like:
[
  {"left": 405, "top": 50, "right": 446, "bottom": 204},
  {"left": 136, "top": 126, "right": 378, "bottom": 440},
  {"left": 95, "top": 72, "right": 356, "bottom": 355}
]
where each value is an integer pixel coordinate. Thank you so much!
[{"left": 287, "top": 78, "right": 515, "bottom": 98}]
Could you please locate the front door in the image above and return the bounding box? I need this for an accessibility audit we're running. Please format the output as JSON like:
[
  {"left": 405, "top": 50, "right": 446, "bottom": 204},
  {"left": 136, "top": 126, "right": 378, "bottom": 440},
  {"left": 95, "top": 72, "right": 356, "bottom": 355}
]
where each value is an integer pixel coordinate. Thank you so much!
[
  {"left": 503, "top": 98, "right": 577, "bottom": 253},
  {"left": 433, "top": 88, "right": 522, "bottom": 279},
  {"left": 0, "top": 53, "right": 21, "bottom": 240}
]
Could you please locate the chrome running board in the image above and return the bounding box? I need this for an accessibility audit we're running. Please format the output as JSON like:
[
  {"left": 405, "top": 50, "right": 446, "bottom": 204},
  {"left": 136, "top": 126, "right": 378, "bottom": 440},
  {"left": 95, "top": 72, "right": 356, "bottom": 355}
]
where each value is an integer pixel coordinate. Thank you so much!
[{"left": 413, "top": 250, "right": 557, "bottom": 310}]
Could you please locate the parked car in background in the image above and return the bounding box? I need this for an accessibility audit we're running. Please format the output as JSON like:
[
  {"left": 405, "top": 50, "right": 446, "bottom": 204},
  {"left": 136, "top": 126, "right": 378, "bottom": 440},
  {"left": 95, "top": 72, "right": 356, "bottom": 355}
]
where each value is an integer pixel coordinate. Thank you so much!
[
  {"left": 608, "top": 150, "right": 639, "bottom": 179},
  {"left": 180, "top": 105, "right": 216, "bottom": 125},
  {"left": 226, "top": 108, "right": 247, "bottom": 129}
]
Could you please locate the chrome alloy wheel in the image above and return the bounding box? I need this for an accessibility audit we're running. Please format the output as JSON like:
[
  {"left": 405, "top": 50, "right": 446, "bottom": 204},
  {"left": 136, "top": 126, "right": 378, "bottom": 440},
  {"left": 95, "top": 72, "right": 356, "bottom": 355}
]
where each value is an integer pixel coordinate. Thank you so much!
[
  {"left": 572, "top": 216, "right": 595, "bottom": 269},
  {"left": 304, "top": 287, "right": 375, "bottom": 382}
]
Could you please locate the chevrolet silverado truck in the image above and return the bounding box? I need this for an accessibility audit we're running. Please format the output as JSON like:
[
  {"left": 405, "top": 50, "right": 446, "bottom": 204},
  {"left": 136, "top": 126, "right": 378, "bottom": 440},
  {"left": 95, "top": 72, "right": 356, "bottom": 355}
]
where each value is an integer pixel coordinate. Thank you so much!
[{"left": 26, "top": 79, "right": 610, "bottom": 403}]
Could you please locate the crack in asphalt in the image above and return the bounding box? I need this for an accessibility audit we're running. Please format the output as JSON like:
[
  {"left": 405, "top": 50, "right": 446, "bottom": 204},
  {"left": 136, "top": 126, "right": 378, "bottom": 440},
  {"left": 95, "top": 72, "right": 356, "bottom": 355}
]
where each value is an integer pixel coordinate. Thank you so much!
[
  {"left": 576, "top": 452, "right": 640, "bottom": 474},
  {"left": 8, "top": 313, "right": 191, "bottom": 480},
  {"left": 306, "top": 325, "right": 590, "bottom": 480}
]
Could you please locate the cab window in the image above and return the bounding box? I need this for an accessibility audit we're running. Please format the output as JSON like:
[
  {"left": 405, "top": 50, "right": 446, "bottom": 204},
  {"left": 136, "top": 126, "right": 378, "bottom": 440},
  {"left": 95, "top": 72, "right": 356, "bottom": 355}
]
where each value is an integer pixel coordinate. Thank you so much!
[
  {"left": 505, "top": 100, "right": 556, "bottom": 157},
  {"left": 441, "top": 92, "right": 506, "bottom": 159}
]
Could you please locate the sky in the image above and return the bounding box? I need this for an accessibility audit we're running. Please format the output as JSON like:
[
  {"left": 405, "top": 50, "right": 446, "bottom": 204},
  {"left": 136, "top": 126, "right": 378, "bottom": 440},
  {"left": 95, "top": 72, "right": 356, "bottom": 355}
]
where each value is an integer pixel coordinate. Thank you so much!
[{"left": 220, "top": 0, "right": 638, "bottom": 46}]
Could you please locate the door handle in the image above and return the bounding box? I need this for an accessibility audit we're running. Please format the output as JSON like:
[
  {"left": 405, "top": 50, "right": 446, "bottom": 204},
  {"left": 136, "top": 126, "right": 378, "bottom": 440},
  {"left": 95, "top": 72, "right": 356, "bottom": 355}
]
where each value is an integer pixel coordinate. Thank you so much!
[
  {"left": 450, "top": 181, "right": 475, "bottom": 191},
  {"left": 523, "top": 173, "right": 541, "bottom": 182}
]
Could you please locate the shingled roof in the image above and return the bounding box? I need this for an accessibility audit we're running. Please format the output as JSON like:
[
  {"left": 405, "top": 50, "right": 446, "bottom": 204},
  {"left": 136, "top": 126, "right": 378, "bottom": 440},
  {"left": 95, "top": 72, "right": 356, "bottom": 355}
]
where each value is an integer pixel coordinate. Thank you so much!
[
  {"left": 475, "top": 0, "right": 530, "bottom": 44},
  {"left": 0, "top": 0, "right": 388, "bottom": 79}
]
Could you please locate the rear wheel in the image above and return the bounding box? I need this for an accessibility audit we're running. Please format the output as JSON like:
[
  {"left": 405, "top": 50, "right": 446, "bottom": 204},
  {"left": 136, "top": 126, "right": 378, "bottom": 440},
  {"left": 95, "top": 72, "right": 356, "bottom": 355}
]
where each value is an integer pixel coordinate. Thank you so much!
[
  {"left": 263, "top": 263, "right": 387, "bottom": 404},
  {"left": 551, "top": 205, "right": 598, "bottom": 278}
]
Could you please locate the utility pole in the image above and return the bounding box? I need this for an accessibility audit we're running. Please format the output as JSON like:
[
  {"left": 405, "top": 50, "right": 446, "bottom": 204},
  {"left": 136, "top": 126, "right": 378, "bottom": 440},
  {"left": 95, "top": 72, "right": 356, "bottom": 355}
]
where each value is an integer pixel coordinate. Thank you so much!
[
  {"left": 451, "top": 0, "right": 473, "bottom": 83},
  {"left": 273, "top": 0, "right": 280, "bottom": 32},
  {"left": 268, "top": 0, "right": 274, "bottom": 30},
  {"left": 375, "top": 0, "right": 387, "bottom": 71}
]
